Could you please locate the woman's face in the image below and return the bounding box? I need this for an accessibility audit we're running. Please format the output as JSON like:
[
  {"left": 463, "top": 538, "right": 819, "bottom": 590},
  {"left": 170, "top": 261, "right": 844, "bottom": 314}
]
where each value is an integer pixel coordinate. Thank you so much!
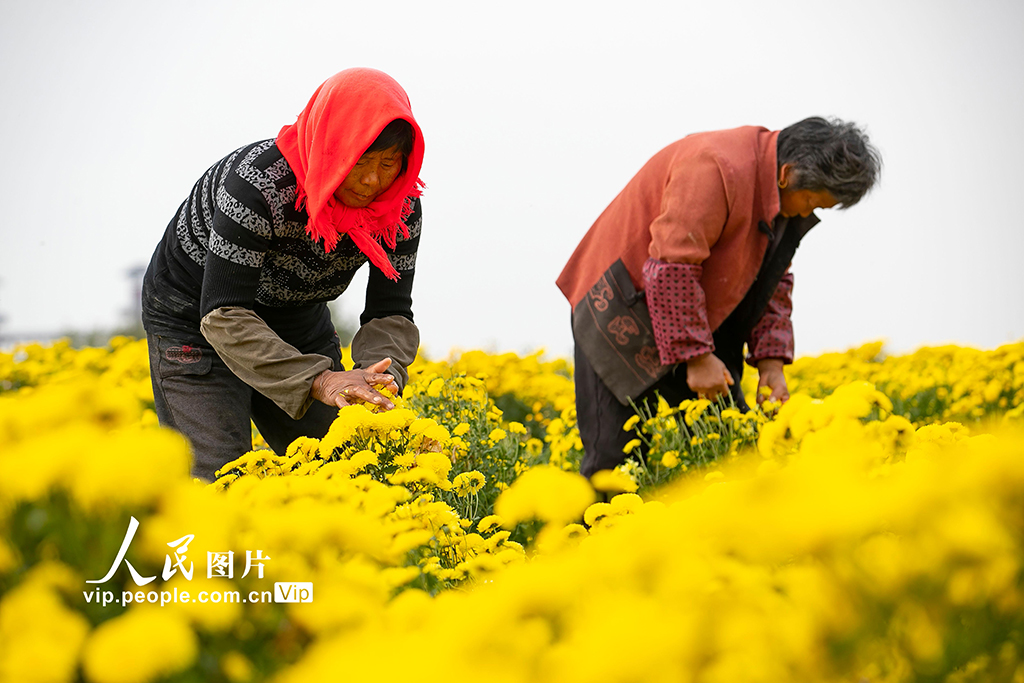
[
  {"left": 779, "top": 188, "right": 838, "bottom": 218},
  {"left": 777, "top": 163, "right": 838, "bottom": 218},
  {"left": 334, "top": 145, "right": 404, "bottom": 208}
]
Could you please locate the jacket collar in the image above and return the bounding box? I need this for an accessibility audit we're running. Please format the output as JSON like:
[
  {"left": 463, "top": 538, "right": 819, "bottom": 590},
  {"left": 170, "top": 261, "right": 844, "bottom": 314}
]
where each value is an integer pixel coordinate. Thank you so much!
[{"left": 792, "top": 212, "right": 821, "bottom": 238}]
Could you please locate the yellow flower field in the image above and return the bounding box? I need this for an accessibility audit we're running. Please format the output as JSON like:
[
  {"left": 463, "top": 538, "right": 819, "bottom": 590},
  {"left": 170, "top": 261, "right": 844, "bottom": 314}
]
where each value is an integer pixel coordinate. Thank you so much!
[{"left": 1, "top": 337, "right": 1023, "bottom": 682}]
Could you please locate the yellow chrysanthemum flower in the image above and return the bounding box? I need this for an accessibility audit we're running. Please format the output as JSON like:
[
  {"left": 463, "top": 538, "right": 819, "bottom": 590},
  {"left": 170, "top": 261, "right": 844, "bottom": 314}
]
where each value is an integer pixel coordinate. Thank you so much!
[{"left": 453, "top": 471, "right": 486, "bottom": 497}]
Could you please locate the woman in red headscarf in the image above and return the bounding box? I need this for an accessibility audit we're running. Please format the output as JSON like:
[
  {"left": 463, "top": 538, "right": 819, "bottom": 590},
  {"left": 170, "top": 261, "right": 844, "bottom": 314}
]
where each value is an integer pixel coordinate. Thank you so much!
[{"left": 141, "top": 68, "right": 425, "bottom": 481}]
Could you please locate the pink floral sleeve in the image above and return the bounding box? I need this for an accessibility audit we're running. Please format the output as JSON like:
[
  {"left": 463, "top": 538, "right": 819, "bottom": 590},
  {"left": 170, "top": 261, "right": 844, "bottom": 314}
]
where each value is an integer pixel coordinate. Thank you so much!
[
  {"left": 642, "top": 258, "right": 715, "bottom": 365},
  {"left": 746, "top": 272, "right": 795, "bottom": 366}
]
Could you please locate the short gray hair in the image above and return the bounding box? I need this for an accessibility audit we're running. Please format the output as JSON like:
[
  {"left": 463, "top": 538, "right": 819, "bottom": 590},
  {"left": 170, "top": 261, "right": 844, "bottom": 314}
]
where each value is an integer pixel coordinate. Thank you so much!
[{"left": 777, "top": 117, "right": 882, "bottom": 208}]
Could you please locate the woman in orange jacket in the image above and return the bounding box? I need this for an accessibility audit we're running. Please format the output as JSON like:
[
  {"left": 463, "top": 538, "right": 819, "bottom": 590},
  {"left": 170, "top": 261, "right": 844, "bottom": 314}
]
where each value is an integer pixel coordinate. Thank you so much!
[{"left": 557, "top": 117, "right": 881, "bottom": 478}]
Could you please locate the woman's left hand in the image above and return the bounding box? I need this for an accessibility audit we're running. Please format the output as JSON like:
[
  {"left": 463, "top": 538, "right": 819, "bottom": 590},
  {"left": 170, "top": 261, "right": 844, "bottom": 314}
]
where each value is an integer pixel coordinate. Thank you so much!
[
  {"left": 311, "top": 358, "right": 399, "bottom": 410},
  {"left": 756, "top": 358, "right": 790, "bottom": 405}
]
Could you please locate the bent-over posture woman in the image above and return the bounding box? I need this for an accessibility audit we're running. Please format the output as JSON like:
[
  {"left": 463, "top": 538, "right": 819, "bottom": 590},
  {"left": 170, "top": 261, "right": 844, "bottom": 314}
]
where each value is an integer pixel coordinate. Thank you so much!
[
  {"left": 558, "top": 117, "right": 882, "bottom": 478},
  {"left": 142, "top": 68, "right": 425, "bottom": 481}
]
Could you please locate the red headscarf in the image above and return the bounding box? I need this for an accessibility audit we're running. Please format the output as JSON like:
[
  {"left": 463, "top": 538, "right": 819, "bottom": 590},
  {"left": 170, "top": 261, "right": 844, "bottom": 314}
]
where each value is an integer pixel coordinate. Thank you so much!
[{"left": 275, "top": 68, "right": 425, "bottom": 281}]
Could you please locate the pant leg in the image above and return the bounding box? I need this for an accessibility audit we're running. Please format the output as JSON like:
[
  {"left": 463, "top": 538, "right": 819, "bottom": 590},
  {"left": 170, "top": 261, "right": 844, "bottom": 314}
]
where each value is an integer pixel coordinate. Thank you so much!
[
  {"left": 250, "top": 333, "right": 344, "bottom": 456},
  {"left": 576, "top": 342, "right": 646, "bottom": 478},
  {"left": 147, "top": 334, "right": 254, "bottom": 483},
  {"left": 575, "top": 345, "right": 700, "bottom": 479}
]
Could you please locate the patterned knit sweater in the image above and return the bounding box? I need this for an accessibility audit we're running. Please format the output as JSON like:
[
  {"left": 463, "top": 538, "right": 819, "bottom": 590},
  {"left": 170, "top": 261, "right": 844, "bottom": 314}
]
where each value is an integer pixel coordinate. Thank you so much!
[{"left": 142, "top": 140, "right": 421, "bottom": 349}]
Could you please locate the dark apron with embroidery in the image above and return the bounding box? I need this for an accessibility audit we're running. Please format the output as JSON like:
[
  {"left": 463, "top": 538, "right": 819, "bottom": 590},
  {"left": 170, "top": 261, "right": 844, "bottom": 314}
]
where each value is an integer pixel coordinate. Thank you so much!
[{"left": 572, "top": 214, "right": 818, "bottom": 405}]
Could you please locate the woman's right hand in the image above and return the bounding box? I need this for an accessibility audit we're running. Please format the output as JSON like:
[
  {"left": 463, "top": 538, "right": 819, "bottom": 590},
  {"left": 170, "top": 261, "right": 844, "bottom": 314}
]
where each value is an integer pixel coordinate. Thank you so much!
[
  {"left": 685, "top": 353, "right": 734, "bottom": 401},
  {"left": 311, "top": 358, "right": 399, "bottom": 410}
]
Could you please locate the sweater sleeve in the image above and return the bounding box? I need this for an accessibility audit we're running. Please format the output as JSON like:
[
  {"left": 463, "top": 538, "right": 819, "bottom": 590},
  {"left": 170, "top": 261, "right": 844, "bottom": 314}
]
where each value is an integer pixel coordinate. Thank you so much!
[
  {"left": 197, "top": 161, "right": 334, "bottom": 416},
  {"left": 746, "top": 272, "right": 795, "bottom": 366},
  {"left": 360, "top": 197, "right": 421, "bottom": 325},
  {"left": 353, "top": 198, "right": 421, "bottom": 388},
  {"left": 199, "top": 164, "right": 274, "bottom": 316},
  {"left": 643, "top": 258, "right": 716, "bottom": 365}
]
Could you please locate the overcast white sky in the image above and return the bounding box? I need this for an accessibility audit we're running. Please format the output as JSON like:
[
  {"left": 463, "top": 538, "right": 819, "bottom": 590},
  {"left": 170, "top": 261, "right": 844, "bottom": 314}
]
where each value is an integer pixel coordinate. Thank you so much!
[{"left": 1, "top": 0, "right": 1022, "bottom": 359}]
